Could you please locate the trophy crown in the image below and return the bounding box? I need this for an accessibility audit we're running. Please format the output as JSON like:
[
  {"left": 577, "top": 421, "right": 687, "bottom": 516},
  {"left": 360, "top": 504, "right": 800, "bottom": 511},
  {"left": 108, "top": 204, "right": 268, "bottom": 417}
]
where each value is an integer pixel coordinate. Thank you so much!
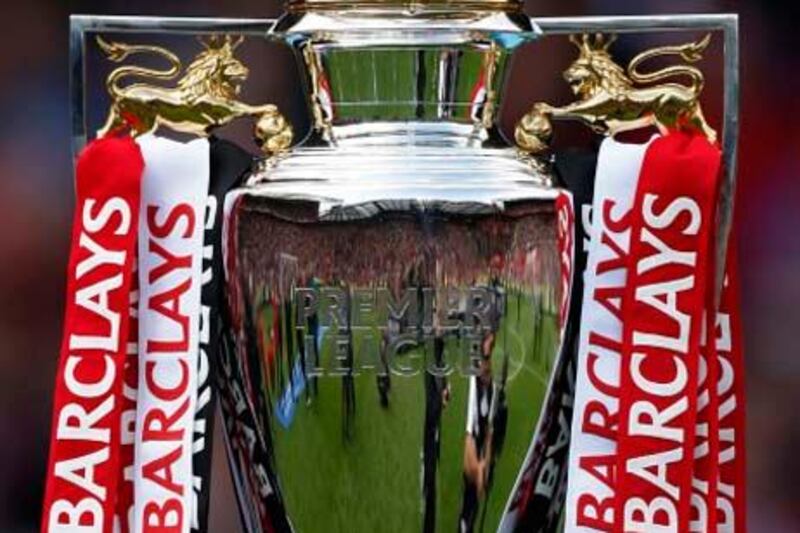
[{"left": 287, "top": 0, "right": 523, "bottom": 12}]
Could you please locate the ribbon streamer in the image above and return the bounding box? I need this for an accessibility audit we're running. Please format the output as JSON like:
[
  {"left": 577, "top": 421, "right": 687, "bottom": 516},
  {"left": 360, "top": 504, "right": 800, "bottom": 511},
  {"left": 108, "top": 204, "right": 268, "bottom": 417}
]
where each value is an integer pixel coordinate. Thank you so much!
[
  {"left": 41, "top": 137, "right": 143, "bottom": 533},
  {"left": 564, "top": 136, "right": 656, "bottom": 532},
  {"left": 115, "top": 264, "right": 139, "bottom": 533},
  {"left": 190, "top": 138, "right": 254, "bottom": 532},
  {"left": 715, "top": 241, "right": 746, "bottom": 533},
  {"left": 613, "top": 132, "right": 722, "bottom": 533},
  {"left": 134, "top": 135, "right": 209, "bottom": 533}
]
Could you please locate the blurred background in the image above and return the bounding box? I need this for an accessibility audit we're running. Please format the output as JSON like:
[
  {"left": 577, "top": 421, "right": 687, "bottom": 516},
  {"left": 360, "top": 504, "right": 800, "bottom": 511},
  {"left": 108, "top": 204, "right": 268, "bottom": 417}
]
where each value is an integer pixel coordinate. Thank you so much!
[{"left": 0, "top": 0, "right": 796, "bottom": 531}]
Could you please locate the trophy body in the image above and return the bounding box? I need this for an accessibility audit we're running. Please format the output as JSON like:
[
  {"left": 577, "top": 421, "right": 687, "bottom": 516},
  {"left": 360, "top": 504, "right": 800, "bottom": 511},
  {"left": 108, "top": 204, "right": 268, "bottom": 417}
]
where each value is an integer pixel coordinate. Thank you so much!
[{"left": 223, "top": 2, "right": 563, "bottom": 531}]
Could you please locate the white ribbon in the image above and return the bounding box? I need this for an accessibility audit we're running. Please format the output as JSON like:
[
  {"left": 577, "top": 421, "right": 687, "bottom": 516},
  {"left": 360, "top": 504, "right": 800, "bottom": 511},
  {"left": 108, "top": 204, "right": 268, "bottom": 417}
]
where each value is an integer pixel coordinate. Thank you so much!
[
  {"left": 134, "top": 135, "right": 209, "bottom": 533},
  {"left": 564, "top": 136, "right": 656, "bottom": 532}
]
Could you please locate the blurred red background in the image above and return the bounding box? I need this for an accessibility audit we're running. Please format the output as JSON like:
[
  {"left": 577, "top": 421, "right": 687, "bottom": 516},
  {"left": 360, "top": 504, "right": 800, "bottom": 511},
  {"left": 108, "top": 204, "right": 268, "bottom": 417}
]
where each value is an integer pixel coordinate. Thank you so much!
[{"left": 0, "top": 0, "right": 797, "bottom": 531}]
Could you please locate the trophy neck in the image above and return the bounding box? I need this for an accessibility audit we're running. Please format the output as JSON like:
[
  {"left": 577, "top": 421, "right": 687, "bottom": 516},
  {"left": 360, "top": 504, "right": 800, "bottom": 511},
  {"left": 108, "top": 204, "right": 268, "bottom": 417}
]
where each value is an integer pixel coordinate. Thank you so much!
[
  {"left": 273, "top": 5, "right": 539, "bottom": 146},
  {"left": 285, "top": 0, "right": 524, "bottom": 12}
]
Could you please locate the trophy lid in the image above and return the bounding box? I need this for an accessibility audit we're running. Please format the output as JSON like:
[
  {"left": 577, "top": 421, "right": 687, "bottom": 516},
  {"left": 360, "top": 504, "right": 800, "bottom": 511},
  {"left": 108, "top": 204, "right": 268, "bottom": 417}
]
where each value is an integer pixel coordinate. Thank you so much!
[
  {"left": 287, "top": 0, "right": 523, "bottom": 12},
  {"left": 273, "top": 0, "right": 537, "bottom": 46}
]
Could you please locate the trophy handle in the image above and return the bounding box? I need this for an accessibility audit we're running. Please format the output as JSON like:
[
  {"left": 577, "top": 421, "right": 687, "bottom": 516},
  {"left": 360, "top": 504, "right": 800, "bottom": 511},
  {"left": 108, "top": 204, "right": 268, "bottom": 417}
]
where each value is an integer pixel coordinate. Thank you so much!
[
  {"left": 72, "top": 16, "right": 294, "bottom": 157},
  {"left": 518, "top": 15, "right": 739, "bottom": 303},
  {"left": 515, "top": 32, "right": 717, "bottom": 155},
  {"left": 93, "top": 34, "right": 293, "bottom": 156}
]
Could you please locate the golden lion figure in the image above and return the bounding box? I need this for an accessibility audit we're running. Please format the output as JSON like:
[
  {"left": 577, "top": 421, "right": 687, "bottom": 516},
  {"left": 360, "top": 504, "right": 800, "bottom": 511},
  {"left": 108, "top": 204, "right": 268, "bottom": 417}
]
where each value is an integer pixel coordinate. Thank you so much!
[
  {"left": 516, "top": 33, "right": 717, "bottom": 153},
  {"left": 97, "top": 35, "right": 292, "bottom": 154}
]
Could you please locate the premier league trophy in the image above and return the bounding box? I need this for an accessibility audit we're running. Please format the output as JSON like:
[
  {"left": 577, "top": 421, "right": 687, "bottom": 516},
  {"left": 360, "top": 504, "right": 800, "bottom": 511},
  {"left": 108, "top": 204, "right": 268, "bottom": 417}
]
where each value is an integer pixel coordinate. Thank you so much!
[
  {"left": 48, "top": 1, "right": 740, "bottom": 532},
  {"left": 223, "top": 4, "right": 562, "bottom": 531},
  {"left": 229, "top": 3, "right": 559, "bottom": 532}
]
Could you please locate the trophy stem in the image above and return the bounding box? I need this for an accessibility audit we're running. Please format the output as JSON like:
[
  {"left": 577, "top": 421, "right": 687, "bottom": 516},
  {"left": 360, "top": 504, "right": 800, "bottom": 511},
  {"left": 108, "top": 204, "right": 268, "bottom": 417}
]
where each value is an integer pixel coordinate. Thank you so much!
[{"left": 272, "top": 3, "right": 539, "bottom": 147}]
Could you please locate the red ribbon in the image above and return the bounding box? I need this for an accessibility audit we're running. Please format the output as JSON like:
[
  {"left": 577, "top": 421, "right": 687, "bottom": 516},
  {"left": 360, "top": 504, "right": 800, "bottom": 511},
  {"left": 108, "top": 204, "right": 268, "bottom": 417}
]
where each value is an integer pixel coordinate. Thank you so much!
[
  {"left": 688, "top": 230, "right": 720, "bottom": 533},
  {"left": 715, "top": 241, "right": 747, "bottom": 532},
  {"left": 556, "top": 191, "right": 576, "bottom": 332},
  {"left": 115, "top": 267, "right": 139, "bottom": 533},
  {"left": 614, "top": 131, "right": 722, "bottom": 532},
  {"left": 41, "top": 137, "right": 143, "bottom": 532}
]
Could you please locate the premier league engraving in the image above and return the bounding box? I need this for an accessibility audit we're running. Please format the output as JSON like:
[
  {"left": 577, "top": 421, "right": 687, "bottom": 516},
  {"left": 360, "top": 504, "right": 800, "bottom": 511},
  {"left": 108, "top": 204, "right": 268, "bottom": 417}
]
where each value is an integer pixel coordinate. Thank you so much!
[{"left": 223, "top": 1, "right": 563, "bottom": 530}]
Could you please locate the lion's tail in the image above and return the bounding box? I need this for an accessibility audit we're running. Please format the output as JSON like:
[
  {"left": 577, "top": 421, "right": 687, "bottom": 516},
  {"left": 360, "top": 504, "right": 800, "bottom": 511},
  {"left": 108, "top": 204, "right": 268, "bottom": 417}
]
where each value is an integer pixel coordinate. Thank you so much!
[
  {"left": 627, "top": 34, "right": 711, "bottom": 96},
  {"left": 96, "top": 37, "right": 182, "bottom": 101}
]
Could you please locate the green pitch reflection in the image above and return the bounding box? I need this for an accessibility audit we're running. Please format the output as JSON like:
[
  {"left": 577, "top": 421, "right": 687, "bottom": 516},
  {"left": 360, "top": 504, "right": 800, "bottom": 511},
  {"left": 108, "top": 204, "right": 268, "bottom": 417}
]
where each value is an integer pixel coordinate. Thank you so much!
[{"left": 264, "top": 293, "right": 558, "bottom": 532}]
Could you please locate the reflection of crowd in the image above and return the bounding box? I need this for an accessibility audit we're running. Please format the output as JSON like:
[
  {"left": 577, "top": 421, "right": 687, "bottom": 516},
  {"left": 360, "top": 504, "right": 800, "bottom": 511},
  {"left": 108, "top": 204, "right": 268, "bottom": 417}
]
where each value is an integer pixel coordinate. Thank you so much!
[
  {"left": 229, "top": 195, "right": 559, "bottom": 531},
  {"left": 234, "top": 196, "right": 561, "bottom": 294}
]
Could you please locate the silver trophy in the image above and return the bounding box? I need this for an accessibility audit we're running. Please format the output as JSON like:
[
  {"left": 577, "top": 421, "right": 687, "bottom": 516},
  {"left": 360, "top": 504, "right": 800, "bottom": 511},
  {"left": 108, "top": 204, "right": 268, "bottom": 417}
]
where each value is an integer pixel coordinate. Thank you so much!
[
  {"left": 226, "top": 3, "right": 560, "bottom": 532},
  {"left": 70, "top": 1, "right": 739, "bottom": 531}
]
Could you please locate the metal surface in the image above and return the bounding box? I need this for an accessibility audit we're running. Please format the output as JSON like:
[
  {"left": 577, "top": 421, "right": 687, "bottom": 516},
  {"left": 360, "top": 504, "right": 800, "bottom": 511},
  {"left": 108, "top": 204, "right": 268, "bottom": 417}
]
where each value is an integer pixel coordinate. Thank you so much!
[
  {"left": 227, "top": 181, "right": 563, "bottom": 533},
  {"left": 281, "top": 37, "right": 526, "bottom": 145},
  {"left": 232, "top": 8, "right": 565, "bottom": 529},
  {"left": 285, "top": 0, "right": 524, "bottom": 11},
  {"left": 69, "top": 14, "right": 739, "bottom": 190}
]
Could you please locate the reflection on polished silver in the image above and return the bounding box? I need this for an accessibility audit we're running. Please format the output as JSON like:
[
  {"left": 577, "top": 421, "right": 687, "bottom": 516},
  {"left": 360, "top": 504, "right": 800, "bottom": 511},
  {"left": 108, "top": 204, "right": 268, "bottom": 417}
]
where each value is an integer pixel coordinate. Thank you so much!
[
  {"left": 225, "top": 2, "right": 563, "bottom": 532},
  {"left": 229, "top": 191, "right": 560, "bottom": 532}
]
